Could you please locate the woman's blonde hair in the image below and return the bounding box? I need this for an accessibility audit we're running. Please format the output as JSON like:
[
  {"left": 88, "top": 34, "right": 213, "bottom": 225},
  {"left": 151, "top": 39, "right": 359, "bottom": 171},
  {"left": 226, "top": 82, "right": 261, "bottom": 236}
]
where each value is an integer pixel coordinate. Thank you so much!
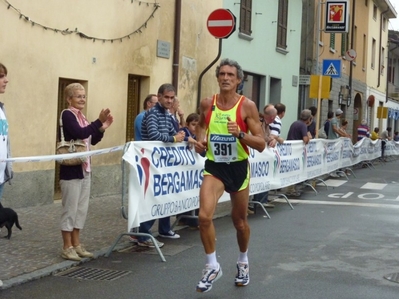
[
  {"left": 0, "top": 63, "right": 7, "bottom": 75},
  {"left": 64, "top": 83, "right": 85, "bottom": 101}
]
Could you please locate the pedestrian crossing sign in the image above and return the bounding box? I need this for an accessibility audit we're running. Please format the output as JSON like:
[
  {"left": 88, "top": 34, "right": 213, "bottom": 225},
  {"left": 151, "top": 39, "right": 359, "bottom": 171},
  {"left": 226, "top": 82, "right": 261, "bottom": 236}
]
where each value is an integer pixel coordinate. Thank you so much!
[{"left": 322, "top": 59, "right": 341, "bottom": 78}]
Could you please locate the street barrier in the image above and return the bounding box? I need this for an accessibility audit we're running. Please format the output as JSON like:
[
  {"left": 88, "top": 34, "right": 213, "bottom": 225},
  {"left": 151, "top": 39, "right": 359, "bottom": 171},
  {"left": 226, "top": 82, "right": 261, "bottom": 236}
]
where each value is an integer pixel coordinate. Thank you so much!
[
  {"left": 1, "top": 138, "right": 398, "bottom": 262},
  {"left": 122, "top": 138, "right": 399, "bottom": 231}
]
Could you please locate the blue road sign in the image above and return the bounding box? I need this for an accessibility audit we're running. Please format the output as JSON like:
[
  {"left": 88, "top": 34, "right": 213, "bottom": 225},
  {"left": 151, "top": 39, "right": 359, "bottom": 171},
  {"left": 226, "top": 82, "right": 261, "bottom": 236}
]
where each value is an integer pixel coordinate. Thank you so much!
[{"left": 322, "top": 59, "right": 341, "bottom": 78}]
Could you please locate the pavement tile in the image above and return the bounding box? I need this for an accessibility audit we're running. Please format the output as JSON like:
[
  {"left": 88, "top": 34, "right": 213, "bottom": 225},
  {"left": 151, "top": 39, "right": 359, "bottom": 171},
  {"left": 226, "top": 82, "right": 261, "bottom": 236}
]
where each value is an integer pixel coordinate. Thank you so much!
[
  {"left": 0, "top": 194, "right": 231, "bottom": 289},
  {"left": 0, "top": 195, "right": 128, "bottom": 288}
]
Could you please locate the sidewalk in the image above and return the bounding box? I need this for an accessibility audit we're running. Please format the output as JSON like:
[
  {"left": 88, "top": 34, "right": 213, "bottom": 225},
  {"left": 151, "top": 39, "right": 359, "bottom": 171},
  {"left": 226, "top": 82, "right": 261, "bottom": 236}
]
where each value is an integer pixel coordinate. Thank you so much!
[{"left": 0, "top": 194, "right": 231, "bottom": 290}]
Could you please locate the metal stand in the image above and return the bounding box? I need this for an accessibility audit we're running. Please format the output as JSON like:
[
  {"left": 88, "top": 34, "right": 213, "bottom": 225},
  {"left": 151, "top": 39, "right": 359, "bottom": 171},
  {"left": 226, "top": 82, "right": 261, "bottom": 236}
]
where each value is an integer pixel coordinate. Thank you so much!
[
  {"left": 335, "top": 170, "right": 349, "bottom": 180},
  {"left": 248, "top": 198, "right": 271, "bottom": 218},
  {"left": 105, "top": 143, "right": 166, "bottom": 262},
  {"left": 105, "top": 232, "right": 166, "bottom": 262},
  {"left": 171, "top": 210, "right": 198, "bottom": 230},
  {"left": 302, "top": 181, "right": 318, "bottom": 194},
  {"left": 314, "top": 177, "right": 328, "bottom": 189},
  {"left": 361, "top": 160, "right": 375, "bottom": 169},
  {"left": 269, "top": 191, "right": 294, "bottom": 210},
  {"left": 344, "top": 167, "right": 356, "bottom": 178}
]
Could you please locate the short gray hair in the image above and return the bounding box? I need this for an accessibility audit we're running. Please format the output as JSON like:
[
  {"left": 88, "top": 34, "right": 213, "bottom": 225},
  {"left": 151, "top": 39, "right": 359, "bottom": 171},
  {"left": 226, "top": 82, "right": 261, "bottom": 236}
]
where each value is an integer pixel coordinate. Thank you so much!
[
  {"left": 64, "top": 83, "right": 85, "bottom": 101},
  {"left": 215, "top": 58, "right": 244, "bottom": 80},
  {"left": 300, "top": 109, "right": 312, "bottom": 121}
]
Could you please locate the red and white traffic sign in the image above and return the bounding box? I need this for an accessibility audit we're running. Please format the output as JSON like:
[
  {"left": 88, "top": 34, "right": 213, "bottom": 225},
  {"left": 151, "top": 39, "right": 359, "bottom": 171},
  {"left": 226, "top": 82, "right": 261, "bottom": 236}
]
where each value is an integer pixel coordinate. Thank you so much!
[{"left": 207, "top": 9, "right": 236, "bottom": 39}]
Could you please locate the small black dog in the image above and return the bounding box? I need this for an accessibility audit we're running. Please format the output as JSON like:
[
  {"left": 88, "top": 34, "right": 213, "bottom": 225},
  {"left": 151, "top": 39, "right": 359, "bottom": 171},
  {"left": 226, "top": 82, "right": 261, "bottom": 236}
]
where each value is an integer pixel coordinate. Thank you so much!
[{"left": 0, "top": 202, "right": 22, "bottom": 239}]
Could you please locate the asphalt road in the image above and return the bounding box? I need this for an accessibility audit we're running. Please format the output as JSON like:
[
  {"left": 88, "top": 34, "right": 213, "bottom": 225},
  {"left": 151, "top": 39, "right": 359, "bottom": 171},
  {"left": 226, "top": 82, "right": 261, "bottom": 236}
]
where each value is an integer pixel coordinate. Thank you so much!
[{"left": 2, "top": 159, "right": 399, "bottom": 299}]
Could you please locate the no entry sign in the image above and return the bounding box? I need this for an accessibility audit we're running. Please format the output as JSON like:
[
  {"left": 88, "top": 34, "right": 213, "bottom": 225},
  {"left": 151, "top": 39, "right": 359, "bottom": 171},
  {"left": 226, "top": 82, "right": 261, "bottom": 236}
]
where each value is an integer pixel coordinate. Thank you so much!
[{"left": 207, "top": 9, "right": 236, "bottom": 39}]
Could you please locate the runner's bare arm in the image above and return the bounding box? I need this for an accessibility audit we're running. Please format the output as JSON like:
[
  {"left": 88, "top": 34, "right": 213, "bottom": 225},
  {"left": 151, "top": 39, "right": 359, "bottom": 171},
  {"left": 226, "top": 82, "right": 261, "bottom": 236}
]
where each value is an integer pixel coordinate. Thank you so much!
[
  {"left": 237, "top": 98, "right": 266, "bottom": 152},
  {"left": 194, "top": 97, "right": 212, "bottom": 154}
]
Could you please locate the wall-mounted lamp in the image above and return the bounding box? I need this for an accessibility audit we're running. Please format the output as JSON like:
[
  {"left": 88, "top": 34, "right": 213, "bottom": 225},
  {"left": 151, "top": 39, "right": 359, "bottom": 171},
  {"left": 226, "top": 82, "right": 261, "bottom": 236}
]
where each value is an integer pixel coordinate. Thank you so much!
[{"left": 338, "top": 85, "right": 351, "bottom": 107}]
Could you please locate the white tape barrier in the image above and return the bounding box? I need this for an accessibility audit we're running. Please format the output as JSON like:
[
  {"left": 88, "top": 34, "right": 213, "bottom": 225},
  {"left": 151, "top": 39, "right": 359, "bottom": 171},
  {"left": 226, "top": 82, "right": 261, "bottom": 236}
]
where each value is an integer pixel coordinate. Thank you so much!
[{"left": 0, "top": 145, "right": 124, "bottom": 163}]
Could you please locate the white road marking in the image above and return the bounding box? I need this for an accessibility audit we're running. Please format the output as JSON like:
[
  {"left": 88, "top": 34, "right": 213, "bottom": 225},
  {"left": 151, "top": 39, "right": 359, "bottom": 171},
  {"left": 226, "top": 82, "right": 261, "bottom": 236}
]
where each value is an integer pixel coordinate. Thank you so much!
[
  {"left": 358, "top": 193, "right": 384, "bottom": 200},
  {"left": 318, "top": 179, "right": 347, "bottom": 187},
  {"left": 328, "top": 192, "right": 354, "bottom": 198},
  {"left": 360, "top": 182, "right": 387, "bottom": 190},
  {"left": 273, "top": 199, "right": 399, "bottom": 209},
  {"left": 342, "top": 192, "right": 354, "bottom": 198}
]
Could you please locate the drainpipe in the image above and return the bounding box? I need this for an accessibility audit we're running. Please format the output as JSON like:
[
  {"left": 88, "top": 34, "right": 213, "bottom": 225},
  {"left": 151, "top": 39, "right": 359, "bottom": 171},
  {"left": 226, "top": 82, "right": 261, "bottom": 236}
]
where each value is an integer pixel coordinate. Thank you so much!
[{"left": 172, "top": 0, "right": 182, "bottom": 91}]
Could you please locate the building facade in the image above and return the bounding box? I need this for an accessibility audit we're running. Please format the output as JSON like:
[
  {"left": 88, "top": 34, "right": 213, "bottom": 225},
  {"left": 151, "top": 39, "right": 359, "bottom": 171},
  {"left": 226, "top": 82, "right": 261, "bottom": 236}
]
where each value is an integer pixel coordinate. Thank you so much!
[
  {"left": 300, "top": 0, "right": 396, "bottom": 142},
  {"left": 221, "top": 0, "right": 303, "bottom": 138},
  {"left": 0, "top": 0, "right": 222, "bottom": 207}
]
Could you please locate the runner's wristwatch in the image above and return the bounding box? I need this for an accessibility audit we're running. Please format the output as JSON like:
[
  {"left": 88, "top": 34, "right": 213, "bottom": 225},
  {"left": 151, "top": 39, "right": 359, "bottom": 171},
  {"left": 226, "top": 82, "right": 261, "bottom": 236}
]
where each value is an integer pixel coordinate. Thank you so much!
[{"left": 238, "top": 131, "right": 245, "bottom": 139}]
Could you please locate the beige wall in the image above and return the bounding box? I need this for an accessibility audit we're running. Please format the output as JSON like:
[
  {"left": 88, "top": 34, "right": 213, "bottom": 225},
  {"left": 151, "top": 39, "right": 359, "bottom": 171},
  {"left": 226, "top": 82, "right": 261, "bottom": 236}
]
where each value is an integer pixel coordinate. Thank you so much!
[
  {"left": 366, "top": 1, "right": 387, "bottom": 91},
  {"left": 0, "top": 0, "right": 222, "bottom": 206}
]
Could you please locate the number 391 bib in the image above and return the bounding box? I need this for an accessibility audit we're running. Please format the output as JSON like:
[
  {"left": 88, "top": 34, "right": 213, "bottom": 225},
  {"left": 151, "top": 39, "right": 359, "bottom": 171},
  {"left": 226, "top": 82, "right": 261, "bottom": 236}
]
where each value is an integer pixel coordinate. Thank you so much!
[{"left": 209, "top": 133, "right": 238, "bottom": 162}]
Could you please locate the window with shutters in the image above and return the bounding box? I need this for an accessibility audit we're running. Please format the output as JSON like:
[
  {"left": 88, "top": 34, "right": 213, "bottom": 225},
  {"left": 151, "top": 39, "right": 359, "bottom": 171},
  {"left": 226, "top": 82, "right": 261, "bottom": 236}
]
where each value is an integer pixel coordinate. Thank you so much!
[
  {"left": 240, "top": 0, "right": 252, "bottom": 35},
  {"left": 371, "top": 38, "right": 376, "bottom": 69},
  {"left": 277, "top": 0, "right": 288, "bottom": 49}
]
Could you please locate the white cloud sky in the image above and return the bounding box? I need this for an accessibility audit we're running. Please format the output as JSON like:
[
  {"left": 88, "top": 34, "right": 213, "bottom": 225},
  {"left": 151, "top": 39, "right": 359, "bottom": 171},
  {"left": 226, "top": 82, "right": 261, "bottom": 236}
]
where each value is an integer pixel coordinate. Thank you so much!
[{"left": 389, "top": 0, "right": 399, "bottom": 30}]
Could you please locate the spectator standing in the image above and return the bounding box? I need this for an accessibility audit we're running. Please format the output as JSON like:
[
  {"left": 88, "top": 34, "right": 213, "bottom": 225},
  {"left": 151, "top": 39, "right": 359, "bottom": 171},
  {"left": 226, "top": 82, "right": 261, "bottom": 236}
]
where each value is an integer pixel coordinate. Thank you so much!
[
  {"left": 339, "top": 119, "right": 351, "bottom": 138},
  {"left": 194, "top": 58, "right": 265, "bottom": 292},
  {"left": 320, "top": 111, "right": 334, "bottom": 139},
  {"left": 138, "top": 84, "right": 185, "bottom": 247},
  {"left": 179, "top": 112, "right": 199, "bottom": 144},
  {"left": 287, "top": 109, "right": 313, "bottom": 142},
  {"left": 129, "top": 94, "right": 160, "bottom": 245},
  {"left": 134, "top": 94, "right": 157, "bottom": 140},
  {"left": 252, "top": 104, "right": 277, "bottom": 209},
  {"left": 59, "top": 83, "right": 113, "bottom": 261},
  {"left": 357, "top": 119, "right": 370, "bottom": 141},
  {"left": 270, "top": 103, "right": 286, "bottom": 144},
  {"left": 0, "top": 63, "right": 12, "bottom": 288},
  {"left": 177, "top": 113, "right": 200, "bottom": 227},
  {"left": 285, "top": 109, "right": 313, "bottom": 196},
  {"left": 307, "top": 106, "right": 317, "bottom": 138},
  {"left": 380, "top": 127, "right": 392, "bottom": 161},
  {"left": 370, "top": 127, "right": 380, "bottom": 141},
  {"left": 328, "top": 109, "right": 345, "bottom": 177},
  {"left": 170, "top": 96, "right": 185, "bottom": 131},
  {"left": 0, "top": 63, "right": 13, "bottom": 204},
  {"left": 328, "top": 108, "right": 346, "bottom": 139}
]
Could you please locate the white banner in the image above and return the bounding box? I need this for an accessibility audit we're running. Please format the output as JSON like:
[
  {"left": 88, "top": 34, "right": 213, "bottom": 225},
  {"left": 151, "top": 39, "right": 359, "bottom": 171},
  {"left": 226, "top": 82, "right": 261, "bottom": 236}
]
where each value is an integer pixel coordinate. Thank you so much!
[{"left": 123, "top": 138, "right": 399, "bottom": 230}]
